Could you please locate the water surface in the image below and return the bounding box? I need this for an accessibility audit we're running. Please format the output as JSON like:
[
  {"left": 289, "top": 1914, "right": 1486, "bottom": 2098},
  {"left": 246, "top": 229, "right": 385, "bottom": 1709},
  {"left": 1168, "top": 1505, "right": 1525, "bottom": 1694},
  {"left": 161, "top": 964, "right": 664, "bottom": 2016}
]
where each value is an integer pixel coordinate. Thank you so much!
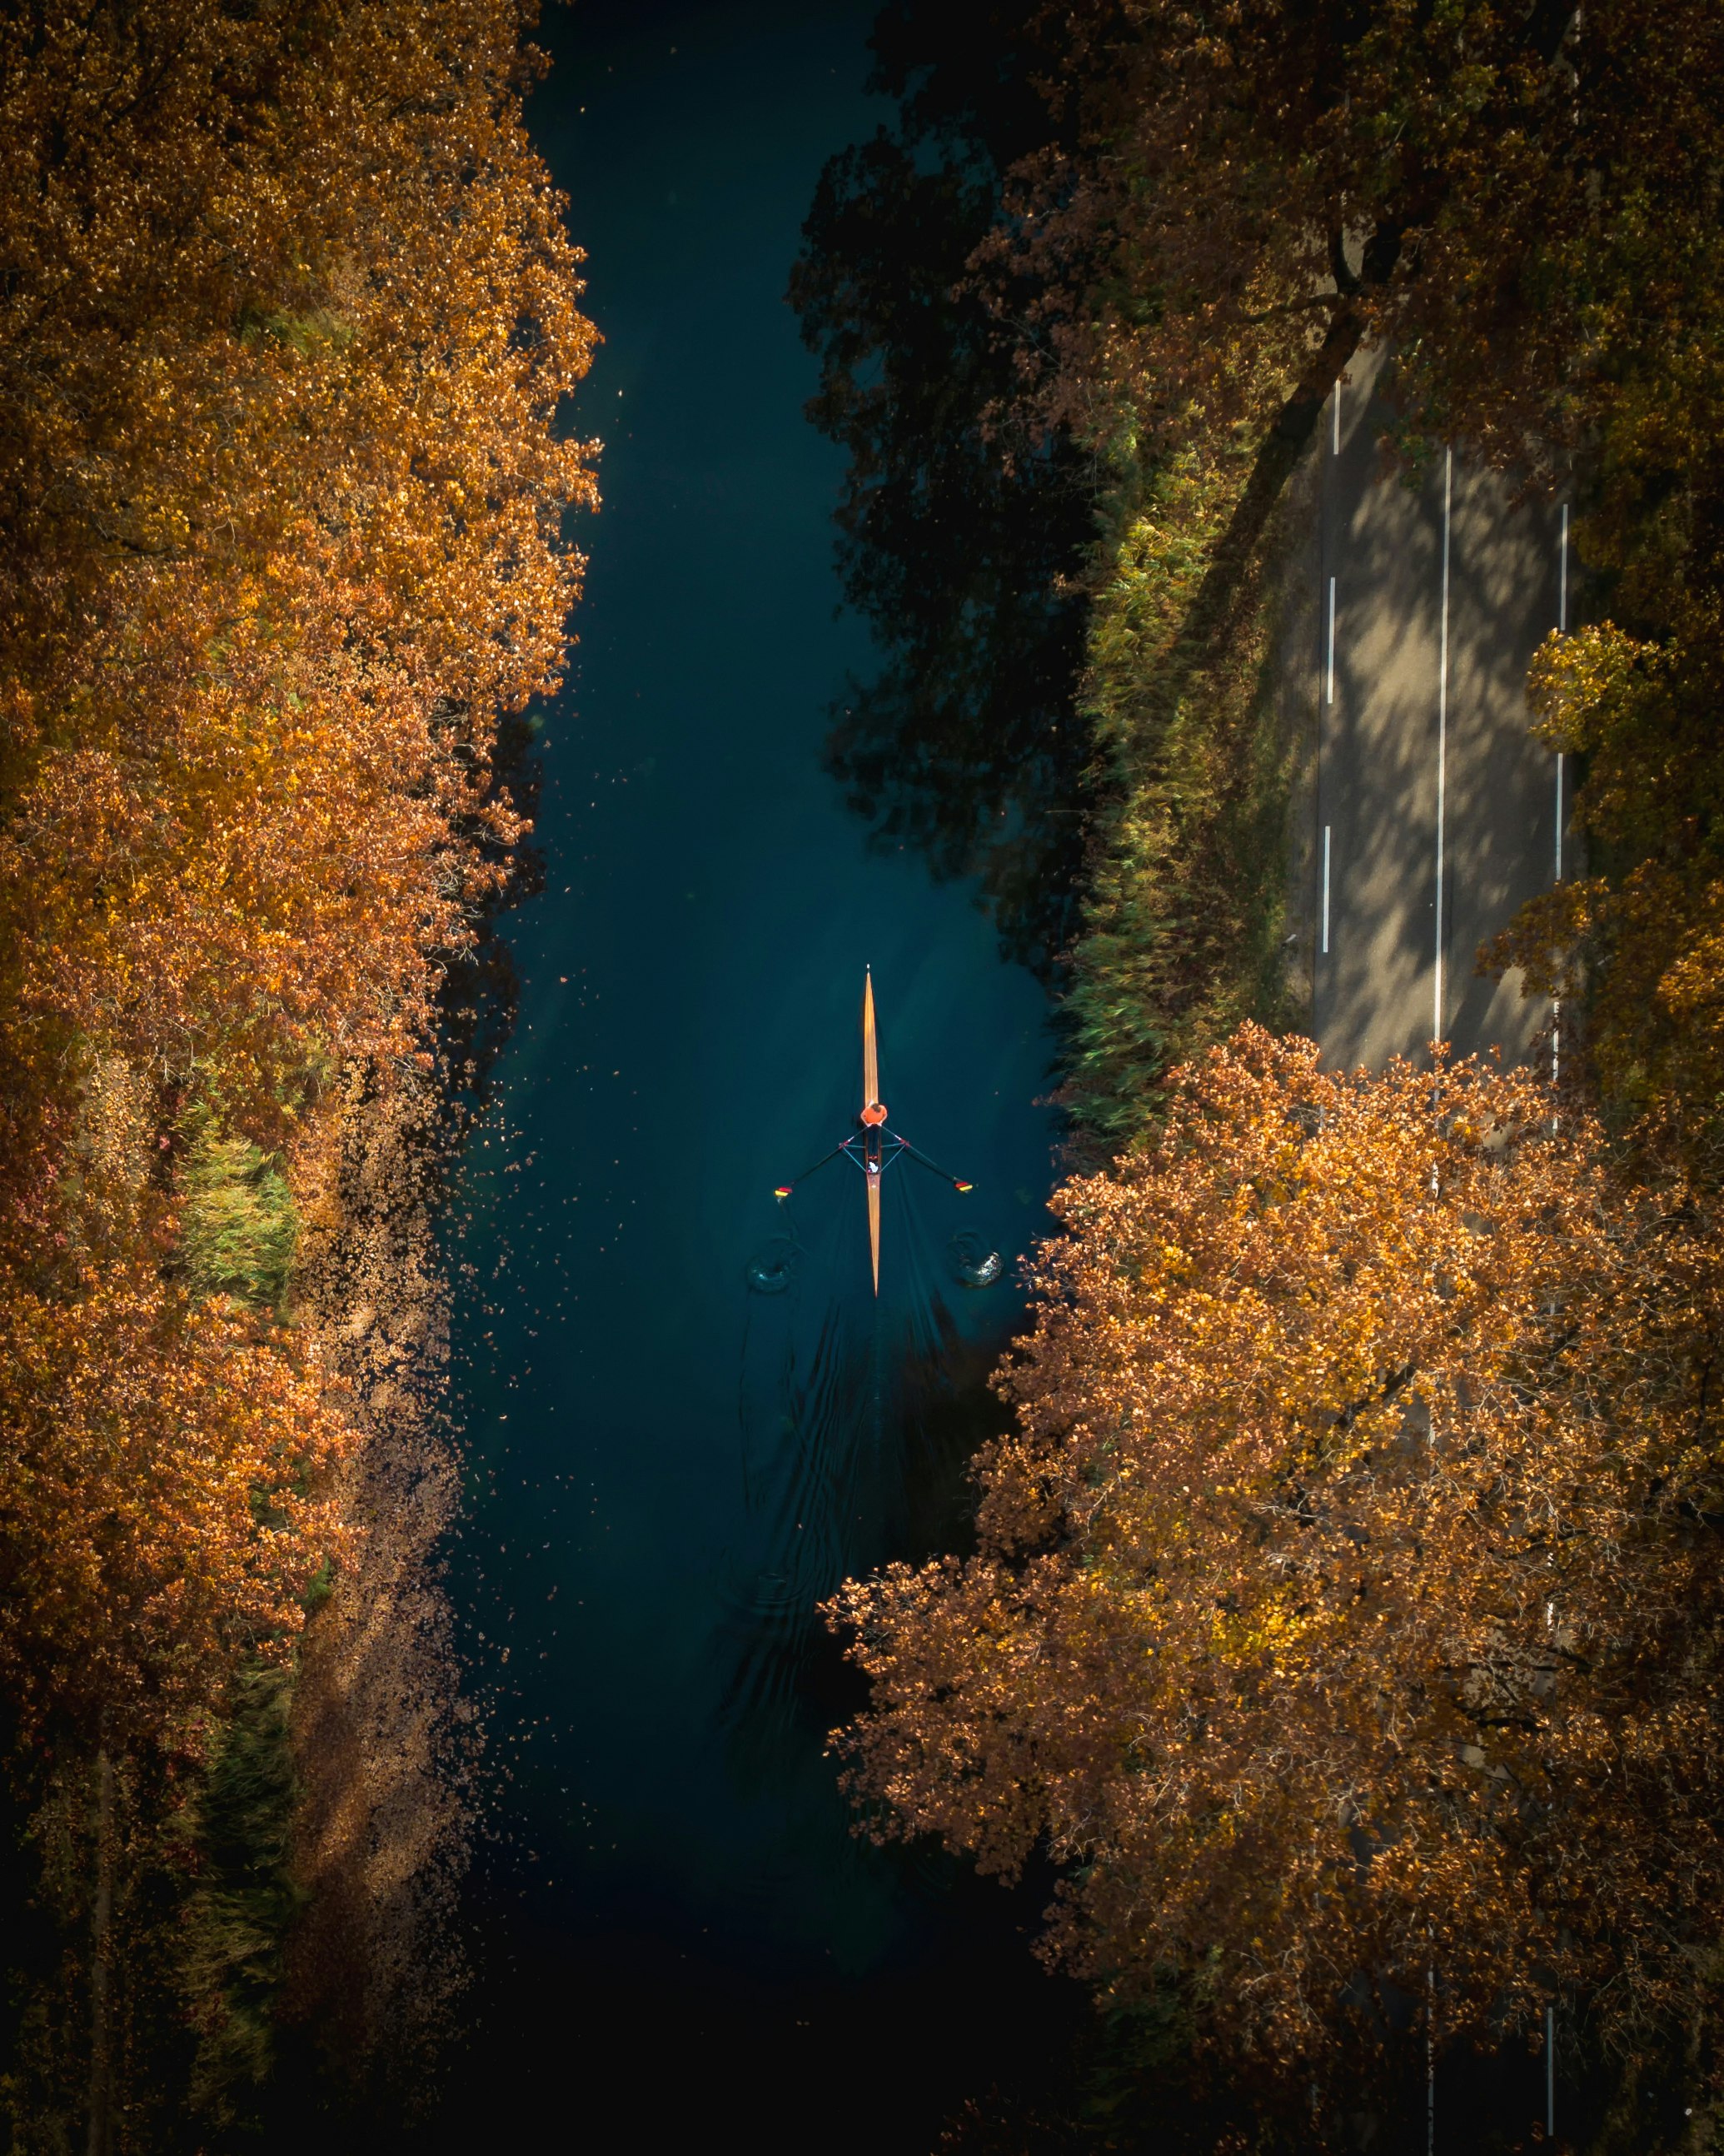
[{"left": 439, "top": 6, "right": 1074, "bottom": 2144}]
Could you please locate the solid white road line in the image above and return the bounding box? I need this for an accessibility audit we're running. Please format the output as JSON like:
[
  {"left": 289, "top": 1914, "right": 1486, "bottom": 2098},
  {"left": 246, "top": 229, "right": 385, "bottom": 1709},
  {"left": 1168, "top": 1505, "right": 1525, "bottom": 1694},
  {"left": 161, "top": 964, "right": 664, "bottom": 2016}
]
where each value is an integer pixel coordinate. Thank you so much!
[
  {"left": 1322, "top": 825, "right": 1332, "bottom": 954},
  {"left": 1327, "top": 576, "right": 1336, "bottom": 706},
  {"left": 1558, "top": 503, "right": 1569, "bottom": 636},
  {"left": 1553, "top": 504, "right": 1570, "bottom": 1088},
  {"left": 1555, "top": 750, "right": 1565, "bottom": 881},
  {"left": 1333, "top": 378, "right": 1341, "bottom": 456},
  {"left": 1433, "top": 450, "right": 1452, "bottom": 1051}
]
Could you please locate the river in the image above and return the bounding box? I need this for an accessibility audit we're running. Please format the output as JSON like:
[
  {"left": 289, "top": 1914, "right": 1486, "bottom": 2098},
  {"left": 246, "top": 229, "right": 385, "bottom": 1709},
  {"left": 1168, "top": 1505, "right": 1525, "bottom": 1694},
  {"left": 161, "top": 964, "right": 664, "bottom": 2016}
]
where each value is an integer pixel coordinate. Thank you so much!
[{"left": 434, "top": 3, "right": 1076, "bottom": 2149}]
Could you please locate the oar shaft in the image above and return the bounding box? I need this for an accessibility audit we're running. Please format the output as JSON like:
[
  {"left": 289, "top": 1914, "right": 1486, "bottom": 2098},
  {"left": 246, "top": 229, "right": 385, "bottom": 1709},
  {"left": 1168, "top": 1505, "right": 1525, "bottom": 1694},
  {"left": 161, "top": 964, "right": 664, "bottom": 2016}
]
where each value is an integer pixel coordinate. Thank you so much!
[
  {"left": 896, "top": 1135, "right": 974, "bottom": 1191},
  {"left": 774, "top": 1142, "right": 845, "bottom": 1197}
]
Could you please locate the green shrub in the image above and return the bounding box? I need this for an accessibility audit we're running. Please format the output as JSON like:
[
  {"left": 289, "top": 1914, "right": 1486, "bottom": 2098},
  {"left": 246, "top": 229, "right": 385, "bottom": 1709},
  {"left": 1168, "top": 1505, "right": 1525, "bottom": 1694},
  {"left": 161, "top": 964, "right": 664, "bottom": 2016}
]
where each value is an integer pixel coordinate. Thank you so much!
[{"left": 179, "top": 1135, "right": 298, "bottom": 1313}]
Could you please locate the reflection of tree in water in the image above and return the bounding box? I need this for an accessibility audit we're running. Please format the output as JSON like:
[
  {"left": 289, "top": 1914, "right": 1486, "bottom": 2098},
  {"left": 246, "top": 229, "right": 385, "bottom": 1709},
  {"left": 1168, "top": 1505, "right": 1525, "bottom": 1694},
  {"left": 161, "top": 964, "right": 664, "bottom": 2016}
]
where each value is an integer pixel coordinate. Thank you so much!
[
  {"left": 436, "top": 704, "right": 544, "bottom": 1107},
  {"left": 790, "top": 0, "right": 1094, "bottom": 976}
]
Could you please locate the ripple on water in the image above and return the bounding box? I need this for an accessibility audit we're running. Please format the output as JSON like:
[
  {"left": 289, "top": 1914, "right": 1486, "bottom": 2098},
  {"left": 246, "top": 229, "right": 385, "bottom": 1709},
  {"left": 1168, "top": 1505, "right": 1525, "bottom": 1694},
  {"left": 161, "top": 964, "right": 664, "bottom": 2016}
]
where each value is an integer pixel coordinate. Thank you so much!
[
  {"left": 946, "top": 1228, "right": 1004, "bottom": 1289},
  {"left": 745, "top": 1237, "right": 802, "bottom": 1295}
]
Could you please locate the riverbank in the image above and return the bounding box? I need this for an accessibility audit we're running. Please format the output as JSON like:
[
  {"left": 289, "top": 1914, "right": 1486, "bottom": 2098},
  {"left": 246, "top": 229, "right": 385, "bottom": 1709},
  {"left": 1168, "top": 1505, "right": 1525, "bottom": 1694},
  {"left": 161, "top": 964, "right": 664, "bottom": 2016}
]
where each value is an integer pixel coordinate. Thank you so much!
[{"left": 1059, "top": 418, "right": 1318, "bottom": 1152}]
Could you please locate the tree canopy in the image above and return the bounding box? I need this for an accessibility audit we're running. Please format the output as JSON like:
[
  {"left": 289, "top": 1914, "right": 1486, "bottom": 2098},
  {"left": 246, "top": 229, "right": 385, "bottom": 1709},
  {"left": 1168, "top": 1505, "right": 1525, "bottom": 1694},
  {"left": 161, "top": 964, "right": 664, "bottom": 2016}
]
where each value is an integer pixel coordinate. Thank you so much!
[
  {"left": 0, "top": 0, "right": 593, "bottom": 1781},
  {"left": 988, "top": 0, "right": 1721, "bottom": 467},
  {"left": 0, "top": 0, "right": 595, "bottom": 2128},
  {"left": 833, "top": 1031, "right": 1724, "bottom": 2109}
]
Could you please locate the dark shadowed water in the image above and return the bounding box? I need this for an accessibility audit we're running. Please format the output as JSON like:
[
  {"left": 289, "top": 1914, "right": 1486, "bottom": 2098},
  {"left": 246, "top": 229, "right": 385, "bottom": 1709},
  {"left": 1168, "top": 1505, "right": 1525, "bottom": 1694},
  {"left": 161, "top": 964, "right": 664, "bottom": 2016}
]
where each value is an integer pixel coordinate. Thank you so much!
[{"left": 435, "top": 4, "right": 1078, "bottom": 2147}]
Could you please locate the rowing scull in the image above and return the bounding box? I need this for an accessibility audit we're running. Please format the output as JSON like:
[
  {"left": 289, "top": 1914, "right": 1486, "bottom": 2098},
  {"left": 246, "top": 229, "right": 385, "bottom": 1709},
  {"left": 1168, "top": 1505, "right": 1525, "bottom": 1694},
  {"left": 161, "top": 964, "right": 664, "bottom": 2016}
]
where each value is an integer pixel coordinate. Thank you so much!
[{"left": 773, "top": 967, "right": 973, "bottom": 1295}]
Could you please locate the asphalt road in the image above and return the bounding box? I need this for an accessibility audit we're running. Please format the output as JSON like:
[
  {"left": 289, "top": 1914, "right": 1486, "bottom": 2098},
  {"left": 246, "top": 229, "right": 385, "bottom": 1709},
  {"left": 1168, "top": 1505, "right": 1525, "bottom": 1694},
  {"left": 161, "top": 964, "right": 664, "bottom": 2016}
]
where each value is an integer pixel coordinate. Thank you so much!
[{"left": 1309, "top": 342, "right": 1570, "bottom": 1074}]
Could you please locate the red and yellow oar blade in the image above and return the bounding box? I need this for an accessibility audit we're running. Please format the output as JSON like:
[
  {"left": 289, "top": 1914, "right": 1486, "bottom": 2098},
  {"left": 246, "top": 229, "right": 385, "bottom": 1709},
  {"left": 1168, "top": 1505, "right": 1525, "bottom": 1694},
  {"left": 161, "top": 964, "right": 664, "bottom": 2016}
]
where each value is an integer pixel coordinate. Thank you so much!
[
  {"left": 867, "top": 1173, "right": 880, "bottom": 1297},
  {"left": 863, "top": 967, "right": 879, "bottom": 1113}
]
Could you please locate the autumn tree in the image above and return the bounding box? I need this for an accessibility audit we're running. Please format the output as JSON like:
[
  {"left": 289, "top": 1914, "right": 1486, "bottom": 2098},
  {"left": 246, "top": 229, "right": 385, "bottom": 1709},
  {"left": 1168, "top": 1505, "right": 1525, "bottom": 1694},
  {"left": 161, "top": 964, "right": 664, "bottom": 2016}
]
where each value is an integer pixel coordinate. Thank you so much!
[
  {"left": 0, "top": 1265, "right": 353, "bottom": 1756},
  {"left": 1487, "top": 621, "right": 1724, "bottom": 1138},
  {"left": 831, "top": 1029, "right": 1724, "bottom": 2114},
  {"left": 0, "top": 0, "right": 598, "bottom": 1149},
  {"left": 0, "top": 0, "right": 595, "bottom": 1729},
  {"left": 0, "top": 0, "right": 597, "bottom": 2132}
]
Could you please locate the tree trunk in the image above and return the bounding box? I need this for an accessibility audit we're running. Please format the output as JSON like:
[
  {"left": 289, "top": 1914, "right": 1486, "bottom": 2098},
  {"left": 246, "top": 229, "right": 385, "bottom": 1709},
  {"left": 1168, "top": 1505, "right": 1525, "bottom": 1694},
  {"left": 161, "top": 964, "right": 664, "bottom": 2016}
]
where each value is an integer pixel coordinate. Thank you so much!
[
  {"left": 1175, "top": 219, "right": 1407, "bottom": 683},
  {"left": 86, "top": 1744, "right": 114, "bottom": 2156}
]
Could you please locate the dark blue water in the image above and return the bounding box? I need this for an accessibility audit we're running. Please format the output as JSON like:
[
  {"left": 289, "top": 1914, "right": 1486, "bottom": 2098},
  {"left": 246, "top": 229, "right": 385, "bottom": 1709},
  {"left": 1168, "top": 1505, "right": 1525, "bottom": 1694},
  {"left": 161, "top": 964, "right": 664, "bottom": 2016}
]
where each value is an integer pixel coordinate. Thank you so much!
[{"left": 440, "top": 5, "right": 1075, "bottom": 2144}]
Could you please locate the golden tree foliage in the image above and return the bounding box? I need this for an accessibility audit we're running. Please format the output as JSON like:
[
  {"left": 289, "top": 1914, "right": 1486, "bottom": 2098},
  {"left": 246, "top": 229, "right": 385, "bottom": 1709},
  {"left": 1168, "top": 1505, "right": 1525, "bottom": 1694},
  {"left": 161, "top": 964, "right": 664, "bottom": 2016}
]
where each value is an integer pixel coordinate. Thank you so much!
[
  {"left": 0, "top": 1267, "right": 351, "bottom": 1753},
  {"left": 0, "top": 0, "right": 595, "bottom": 1756},
  {"left": 831, "top": 1030, "right": 1724, "bottom": 2083},
  {"left": 1488, "top": 624, "right": 1724, "bottom": 1130},
  {"left": 0, "top": 0, "right": 598, "bottom": 1135},
  {"left": 0, "top": 1055, "right": 351, "bottom": 1754}
]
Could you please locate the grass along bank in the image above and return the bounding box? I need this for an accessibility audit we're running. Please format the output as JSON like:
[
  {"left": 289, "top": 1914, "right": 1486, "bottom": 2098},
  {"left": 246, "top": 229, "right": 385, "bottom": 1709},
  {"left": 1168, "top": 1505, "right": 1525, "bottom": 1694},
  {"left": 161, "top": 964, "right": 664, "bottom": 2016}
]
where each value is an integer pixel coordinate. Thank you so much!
[{"left": 1060, "top": 415, "right": 1313, "bottom": 1154}]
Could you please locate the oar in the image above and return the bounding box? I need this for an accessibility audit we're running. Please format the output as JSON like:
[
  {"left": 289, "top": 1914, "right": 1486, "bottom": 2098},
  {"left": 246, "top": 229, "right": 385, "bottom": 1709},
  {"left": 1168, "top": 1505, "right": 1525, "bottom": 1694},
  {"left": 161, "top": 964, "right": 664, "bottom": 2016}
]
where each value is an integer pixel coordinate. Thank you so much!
[
  {"left": 896, "top": 1135, "right": 974, "bottom": 1193},
  {"left": 772, "top": 1143, "right": 845, "bottom": 1200},
  {"left": 863, "top": 966, "right": 879, "bottom": 1116},
  {"left": 864, "top": 970, "right": 882, "bottom": 1293}
]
